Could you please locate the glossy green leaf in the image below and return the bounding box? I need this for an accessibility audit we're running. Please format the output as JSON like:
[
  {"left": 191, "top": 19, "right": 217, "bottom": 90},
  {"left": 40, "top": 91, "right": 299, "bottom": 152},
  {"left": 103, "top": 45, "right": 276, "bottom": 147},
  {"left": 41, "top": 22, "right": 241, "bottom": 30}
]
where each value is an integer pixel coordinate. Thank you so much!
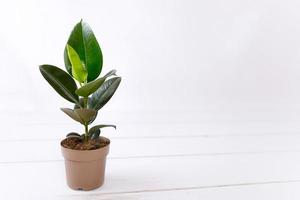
[
  {"left": 64, "top": 20, "right": 103, "bottom": 82},
  {"left": 89, "top": 77, "right": 121, "bottom": 110},
  {"left": 66, "top": 132, "right": 82, "bottom": 139},
  {"left": 74, "top": 108, "right": 98, "bottom": 124},
  {"left": 66, "top": 132, "right": 81, "bottom": 137},
  {"left": 39, "top": 65, "right": 79, "bottom": 104},
  {"left": 66, "top": 44, "right": 87, "bottom": 83},
  {"left": 75, "top": 70, "right": 117, "bottom": 97},
  {"left": 61, "top": 108, "right": 83, "bottom": 124},
  {"left": 90, "top": 129, "right": 101, "bottom": 140},
  {"left": 88, "top": 124, "right": 116, "bottom": 134},
  {"left": 60, "top": 108, "right": 97, "bottom": 124},
  {"left": 103, "top": 69, "right": 117, "bottom": 78},
  {"left": 75, "top": 77, "right": 105, "bottom": 97},
  {"left": 74, "top": 97, "right": 91, "bottom": 109}
]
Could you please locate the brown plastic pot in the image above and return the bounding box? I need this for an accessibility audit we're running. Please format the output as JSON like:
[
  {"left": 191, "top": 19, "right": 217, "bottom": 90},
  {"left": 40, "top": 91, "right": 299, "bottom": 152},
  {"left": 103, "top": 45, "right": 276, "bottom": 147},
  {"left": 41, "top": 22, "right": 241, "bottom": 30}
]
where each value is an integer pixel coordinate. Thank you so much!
[{"left": 61, "top": 137, "right": 110, "bottom": 191}]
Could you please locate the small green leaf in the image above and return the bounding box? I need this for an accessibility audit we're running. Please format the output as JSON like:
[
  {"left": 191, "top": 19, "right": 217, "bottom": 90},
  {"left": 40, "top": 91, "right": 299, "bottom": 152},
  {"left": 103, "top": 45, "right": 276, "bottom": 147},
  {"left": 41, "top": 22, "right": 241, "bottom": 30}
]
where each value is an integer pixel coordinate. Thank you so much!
[
  {"left": 89, "top": 124, "right": 116, "bottom": 134},
  {"left": 66, "top": 132, "right": 81, "bottom": 137},
  {"left": 64, "top": 20, "right": 103, "bottom": 82},
  {"left": 39, "top": 65, "right": 79, "bottom": 105},
  {"left": 61, "top": 108, "right": 84, "bottom": 124},
  {"left": 89, "top": 77, "right": 121, "bottom": 110},
  {"left": 74, "top": 108, "right": 98, "bottom": 124},
  {"left": 90, "top": 129, "right": 101, "bottom": 140},
  {"left": 75, "top": 70, "right": 117, "bottom": 97},
  {"left": 66, "top": 44, "right": 87, "bottom": 83},
  {"left": 74, "top": 97, "right": 91, "bottom": 109},
  {"left": 66, "top": 132, "right": 82, "bottom": 139},
  {"left": 75, "top": 77, "right": 106, "bottom": 97},
  {"left": 60, "top": 108, "right": 97, "bottom": 124},
  {"left": 103, "top": 69, "right": 117, "bottom": 78}
]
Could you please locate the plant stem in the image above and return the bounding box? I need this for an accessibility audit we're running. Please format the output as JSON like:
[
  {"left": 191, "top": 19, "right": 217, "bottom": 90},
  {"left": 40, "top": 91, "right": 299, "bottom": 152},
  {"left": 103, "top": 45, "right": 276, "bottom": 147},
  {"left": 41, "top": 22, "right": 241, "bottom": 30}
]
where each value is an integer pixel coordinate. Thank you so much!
[
  {"left": 83, "top": 97, "right": 88, "bottom": 108},
  {"left": 83, "top": 95, "right": 88, "bottom": 142},
  {"left": 84, "top": 123, "right": 89, "bottom": 142}
]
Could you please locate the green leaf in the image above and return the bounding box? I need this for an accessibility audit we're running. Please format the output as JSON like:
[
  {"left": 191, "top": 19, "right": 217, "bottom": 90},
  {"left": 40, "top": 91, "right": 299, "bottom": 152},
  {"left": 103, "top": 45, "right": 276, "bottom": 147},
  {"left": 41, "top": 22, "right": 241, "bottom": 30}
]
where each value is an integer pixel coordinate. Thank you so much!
[
  {"left": 39, "top": 65, "right": 79, "bottom": 104},
  {"left": 74, "top": 108, "right": 98, "bottom": 124},
  {"left": 61, "top": 108, "right": 83, "bottom": 124},
  {"left": 90, "top": 129, "right": 101, "bottom": 140},
  {"left": 74, "top": 97, "right": 91, "bottom": 109},
  {"left": 66, "top": 132, "right": 81, "bottom": 137},
  {"left": 75, "top": 70, "right": 117, "bottom": 97},
  {"left": 61, "top": 108, "right": 97, "bottom": 125},
  {"left": 89, "top": 124, "right": 116, "bottom": 134},
  {"left": 66, "top": 44, "right": 87, "bottom": 83},
  {"left": 64, "top": 20, "right": 103, "bottom": 82},
  {"left": 75, "top": 77, "right": 106, "bottom": 97},
  {"left": 103, "top": 69, "right": 117, "bottom": 78},
  {"left": 66, "top": 132, "right": 82, "bottom": 139},
  {"left": 89, "top": 77, "right": 121, "bottom": 110}
]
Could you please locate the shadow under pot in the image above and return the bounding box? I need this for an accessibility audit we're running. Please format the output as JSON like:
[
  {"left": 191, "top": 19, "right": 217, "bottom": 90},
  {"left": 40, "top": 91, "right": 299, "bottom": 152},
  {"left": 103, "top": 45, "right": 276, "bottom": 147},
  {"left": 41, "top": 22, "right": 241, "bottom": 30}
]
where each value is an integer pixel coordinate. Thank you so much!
[{"left": 61, "top": 136, "right": 110, "bottom": 191}]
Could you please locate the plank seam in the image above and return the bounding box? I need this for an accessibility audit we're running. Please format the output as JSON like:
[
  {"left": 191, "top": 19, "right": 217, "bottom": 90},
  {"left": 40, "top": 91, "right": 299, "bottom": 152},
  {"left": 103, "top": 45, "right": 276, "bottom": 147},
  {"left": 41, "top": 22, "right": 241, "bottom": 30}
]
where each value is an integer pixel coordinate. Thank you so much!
[
  {"left": 59, "top": 179, "right": 300, "bottom": 197},
  {"left": 1, "top": 149, "right": 300, "bottom": 164},
  {"left": 1, "top": 131, "right": 300, "bottom": 142}
]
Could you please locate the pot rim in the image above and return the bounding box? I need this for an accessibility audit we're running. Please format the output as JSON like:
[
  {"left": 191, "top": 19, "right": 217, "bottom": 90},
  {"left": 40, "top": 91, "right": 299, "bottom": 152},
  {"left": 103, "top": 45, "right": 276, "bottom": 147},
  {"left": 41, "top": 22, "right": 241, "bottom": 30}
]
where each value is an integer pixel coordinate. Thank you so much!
[
  {"left": 60, "top": 136, "right": 110, "bottom": 152},
  {"left": 61, "top": 136, "right": 110, "bottom": 161}
]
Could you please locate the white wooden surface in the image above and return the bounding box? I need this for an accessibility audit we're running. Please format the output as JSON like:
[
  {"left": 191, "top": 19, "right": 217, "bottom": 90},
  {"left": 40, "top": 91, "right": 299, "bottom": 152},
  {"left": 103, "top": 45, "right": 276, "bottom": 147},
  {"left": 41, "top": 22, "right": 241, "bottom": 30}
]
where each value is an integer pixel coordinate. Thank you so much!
[
  {"left": 1, "top": 0, "right": 300, "bottom": 199},
  {"left": 1, "top": 111, "right": 300, "bottom": 200}
]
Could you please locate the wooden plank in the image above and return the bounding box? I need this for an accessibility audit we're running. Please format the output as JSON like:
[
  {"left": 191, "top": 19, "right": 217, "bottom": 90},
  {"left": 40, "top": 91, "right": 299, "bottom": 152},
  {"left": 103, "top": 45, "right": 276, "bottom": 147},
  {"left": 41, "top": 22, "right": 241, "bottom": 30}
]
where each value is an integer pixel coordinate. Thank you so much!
[
  {"left": 2, "top": 121, "right": 300, "bottom": 141},
  {"left": 1, "top": 152, "right": 300, "bottom": 198},
  {"left": 1, "top": 135, "right": 300, "bottom": 163},
  {"left": 2, "top": 110, "right": 300, "bottom": 140},
  {"left": 56, "top": 181, "right": 300, "bottom": 200}
]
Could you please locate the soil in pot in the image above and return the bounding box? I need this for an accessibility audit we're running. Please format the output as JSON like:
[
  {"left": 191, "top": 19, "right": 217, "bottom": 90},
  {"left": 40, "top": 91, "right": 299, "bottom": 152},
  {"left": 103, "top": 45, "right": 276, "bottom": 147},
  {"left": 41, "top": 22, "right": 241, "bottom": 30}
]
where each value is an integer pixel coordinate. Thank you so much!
[{"left": 61, "top": 137, "right": 110, "bottom": 150}]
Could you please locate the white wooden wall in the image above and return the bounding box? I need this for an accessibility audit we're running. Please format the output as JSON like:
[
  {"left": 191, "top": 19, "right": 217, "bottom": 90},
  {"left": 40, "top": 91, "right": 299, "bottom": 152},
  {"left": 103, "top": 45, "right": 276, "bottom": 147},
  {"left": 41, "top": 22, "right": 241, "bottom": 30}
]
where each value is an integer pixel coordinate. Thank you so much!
[{"left": 1, "top": 0, "right": 300, "bottom": 199}]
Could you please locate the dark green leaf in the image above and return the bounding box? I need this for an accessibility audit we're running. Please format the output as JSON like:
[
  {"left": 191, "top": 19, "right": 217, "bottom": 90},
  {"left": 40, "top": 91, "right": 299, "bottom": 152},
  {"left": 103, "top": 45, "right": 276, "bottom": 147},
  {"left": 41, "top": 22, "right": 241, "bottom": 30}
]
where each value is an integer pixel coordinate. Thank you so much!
[
  {"left": 75, "top": 70, "right": 117, "bottom": 97},
  {"left": 74, "top": 108, "right": 98, "bottom": 124},
  {"left": 66, "top": 132, "right": 82, "bottom": 139},
  {"left": 89, "top": 77, "right": 121, "bottom": 110},
  {"left": 90, "top": 129, "right": 101, "bottom": 140},
  {"left": 88, "top": 124, "right": 116, "bottom": 134},
  {"left": 103, "top": 69, "right": 117, "bottom": 78},
  {"left": 66, "top": 132, "right": 81, "bottom": 137},
  {"left": 75, "top": 77, "right": 106, "bottom": 97},
  {"left": 39, "top": 65, "right": 79, "bottom": 104},
  {"left": 61, "top": 108, "right": 83, "bottom": 124},
  {"left": 74, "top": 97, "right": 91, "bottom": 109},
  {"left": 61, "top": 108, "right": 98, "bottom": 125},
  {"left": 64, "top": 20, "right": 103, "bottom": 82}
]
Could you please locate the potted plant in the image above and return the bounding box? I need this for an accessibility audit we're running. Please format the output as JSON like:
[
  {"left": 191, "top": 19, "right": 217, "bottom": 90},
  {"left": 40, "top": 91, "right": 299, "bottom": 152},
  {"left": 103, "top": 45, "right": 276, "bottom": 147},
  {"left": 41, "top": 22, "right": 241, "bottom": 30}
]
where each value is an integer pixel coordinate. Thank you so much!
[{"left": 39, "top": 20, "right": 121, "bottom": 190}]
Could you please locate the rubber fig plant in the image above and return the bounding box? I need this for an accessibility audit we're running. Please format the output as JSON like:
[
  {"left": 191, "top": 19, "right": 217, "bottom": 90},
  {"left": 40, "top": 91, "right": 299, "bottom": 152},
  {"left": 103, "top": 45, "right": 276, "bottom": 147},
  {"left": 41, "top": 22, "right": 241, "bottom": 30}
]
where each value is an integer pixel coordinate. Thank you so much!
[{"left": 39, "top": 20, "right": 121, "bottom": 143}]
